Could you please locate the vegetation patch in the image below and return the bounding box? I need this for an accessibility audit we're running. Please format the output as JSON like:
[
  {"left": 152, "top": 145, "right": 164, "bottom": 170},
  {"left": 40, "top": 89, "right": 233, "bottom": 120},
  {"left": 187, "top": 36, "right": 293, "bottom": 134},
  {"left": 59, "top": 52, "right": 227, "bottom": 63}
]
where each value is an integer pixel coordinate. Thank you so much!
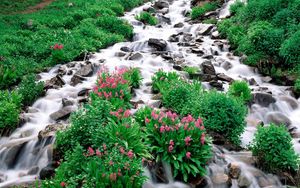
[
  {"left": 136, "top": 11, "right": 158, "bottom": 25},
  {"left": 191, "top": 2, "right": 219, "bottom": 20}
]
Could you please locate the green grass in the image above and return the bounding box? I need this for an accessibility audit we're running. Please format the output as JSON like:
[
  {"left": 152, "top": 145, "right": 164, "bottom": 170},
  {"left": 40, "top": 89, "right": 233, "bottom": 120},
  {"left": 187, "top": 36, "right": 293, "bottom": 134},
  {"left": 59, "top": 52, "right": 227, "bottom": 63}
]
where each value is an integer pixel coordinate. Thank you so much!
[
  {"left": 135, "top": 11, "right": 158, "bottom": 25},
  {"left": 0, "top": 0, "right": 43, "bottom": 14},
  {"left": 191, "top": 2, "right": 219, "bottom": 20}
]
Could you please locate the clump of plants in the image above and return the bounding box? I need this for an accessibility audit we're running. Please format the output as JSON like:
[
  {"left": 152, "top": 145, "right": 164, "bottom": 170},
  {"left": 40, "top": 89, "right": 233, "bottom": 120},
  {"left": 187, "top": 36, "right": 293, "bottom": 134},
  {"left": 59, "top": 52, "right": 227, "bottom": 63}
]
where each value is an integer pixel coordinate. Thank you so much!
[
  {"left": 18, "top": 74, "right": 44, "bottom": 106},
  {"left": 135, "top": 11, "right": 158, "bottom": 25},
  {"left": 123, "top": 67, "right": 143, "bottom": 89},
  {"left": 0, "top": 90, "right": 22, "bottom": 130},
  {"left": 183, "top": 66, "right": 200, "bottom": 75},
  {"left": 198, "top": 91, "right": 247, "bottom": 145},
  {"left": 191, "top": 2, "right": 219, "bottom": 20},
  {"left": 151, "top": 70, "right": 180, "bottom": 93},
  {"left": 228, "top": 80, "right": 252, "bottom": 103},
  {"left": 143, "top": 108, "right": 212, "bottom": 182},
  {"left": 251, "top": 124, "right": 300, "bottom": 173}
]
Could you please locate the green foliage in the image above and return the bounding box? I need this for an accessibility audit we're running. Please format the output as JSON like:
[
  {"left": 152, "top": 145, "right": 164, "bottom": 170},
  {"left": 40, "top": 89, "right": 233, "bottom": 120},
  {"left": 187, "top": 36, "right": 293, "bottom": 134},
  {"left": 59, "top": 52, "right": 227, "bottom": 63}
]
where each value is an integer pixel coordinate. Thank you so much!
[
  {"left": 251, "top": 124, "right": 300, "bottom": 173},
  {"left": 191, "top": 2, "right": 218, "bottom": 20},
  {"left": 280, "top": 30, "right": 300, "bottom": 65},
  {"left": 229, "top": 0, "right": 245, "bottom": 15},
  {"left": 18, "top": 74, "right": 44, "bottom": 106},
  {"left": 151, "top": 70, "right": 180, "bottom": 93},
  {"left": 202, "top": 18, "right": 218, "bottom": 24},
  {"left": 0, "top": 90, "right": 22, "bottom": 130},
  {"left": 198, "top": 91, "right": 247, "bottom": 145},
  {"left": 135, "top": 11, "right": 158, "bottom": 25},
  {"left": 0, "top": 0, "right": 42, "bottom": 14},
  {"left": 228, "top": 80, "right": 252, "bottom": 102},
  {"left": 295, "top": 78, "right": 300, "bottom": 92},
  {"left": 134, "top": 106, "right": 152, "bottom": 127},
  {"left": 144, "top": 109, "right": 212, "bottom": 182},
  {"left": 183, "top": 66, "right": 200, "bottom": 75},
  {"left": 123, "top": 68, "right": 143, "bottom": 89}
]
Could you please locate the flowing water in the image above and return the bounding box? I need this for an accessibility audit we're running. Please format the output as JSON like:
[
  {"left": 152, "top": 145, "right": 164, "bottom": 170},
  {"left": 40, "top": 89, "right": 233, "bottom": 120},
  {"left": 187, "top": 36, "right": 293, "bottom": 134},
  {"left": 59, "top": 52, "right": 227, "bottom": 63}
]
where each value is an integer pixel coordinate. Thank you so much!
[{"left": 0, "top": 0, "right": 299, "bottom": 187}]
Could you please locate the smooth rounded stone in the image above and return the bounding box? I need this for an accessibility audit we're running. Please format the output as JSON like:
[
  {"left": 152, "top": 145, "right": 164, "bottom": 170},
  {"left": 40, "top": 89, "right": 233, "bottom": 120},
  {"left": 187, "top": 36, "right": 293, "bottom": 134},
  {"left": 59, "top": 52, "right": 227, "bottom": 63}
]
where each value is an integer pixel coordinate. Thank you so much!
[
  {"left": 221, "top": 61, "right": 232, "bottom": 70},
  {"left": 217, "top": 73, "right": 234, "bottom": 83},
  {"left": 202, "top": 54, "right": 214, "bottom": 59},
  {"left": 120, "top": 46, "right": 132, "bottom": 52},
  {"left": 195, "top": 36, "right": 204, "bottom": 43},
  {"left": 62, "top": 98, "right": 74, "bottom": 107},
  {"left": 75, "top": 61, "right": 94, "bottom": 77},
  {"left": 279, "top": 96, "right": 299, "bottom": 109},
  {"left": 209, "top": 81, "right": 223, "bottom": 90},
  {"left": 227, "top": 162, "right": 242, "bottom": 179},
  {"left": 70, "top": 74, "right": 86, "bottom": 86},
  {"left": 249, "top": 78, "right": 258, "bottom": 86},
  {"left": 0, "top": 173, "right": 6, "bottom": 183},
  {"left": 66, "top": 62, "right": 76, "bottom": 68},
  {"left": 38, "top": 123, "right": 66, "bottom": 139},
  {"left": 168, "top": 35, "right": 179, "bottom": 42},
  {"left": 149, "top": 100, "right": 162, "bottom": 108},
  {"left": 237, "top": 173, "right": 252, "bottom": 187},
  {"left": 27, "top": 166, "right": 39, "bottom": 175},
  {"left": 128, "top": 52, "right": 143, "bottom": 60},
  {"left": 266, "top": 112, "right": 292, "bottom": 127},
  {"left": 4, "top": 143, "right": 25, "bottom": 168},
  {"left": 191, "top": 48, "right": 204, "bottom": 55},
  {"left": 27, "top": 107, "right": 39, "bottom": 113},
  {"left": 46, "top": 75, "right": 66, "bottom": 88},
  {"left": 261, "top": 76, "right": 272, "bottom": 83},
  {"left": 115, "top": 51, "right": 127, "bottom": 57},
  {"left": 201, "top": 61, "right": 216, "bottom": 75},
  {"left": 57, "top": 66, "right": 67, "bottom": 76},
  {"left": 78, "top": 88, "right": 91, "bottom": 96},
  {"left": 197, "top": 24, "right": 214, "bottom": 35},
  {"left": 154, "top": 0, "right": 169, "bottom": 9},
  {"left": 148, "top": 38, "right": 167, "bottom": 51},
  {"left": 214, "top": 41, "right": 224, "bottom": 51},
  {"left": 67, "top": 70, "right": 73, "bottom": 75},
  {"left": 49, "top": 106, "right": 74, "bottom": 121},
  {"left": 211, "top": 174, "right": 229, "bottom": 185},
  {"left": 251, "top": 93, "right": 276, "bottom": 107},
  {"left": 158, "top": 15, "right": 171, "bottom": 24},
  {"left": 211, "top": 31, "right": 220, "bottom": 39},
  {"left": 173, "top": 65, "right": 182, "bottom": 71},
  {"left": 40, "top": 166, "right": 55, "bottom": 180},
  {"left": 20, "top": 129, "right": 34, "bottom": 138},
  {"left": 258, "top": 176, "right": 274, "bottom": 187},
  {"left": 174, "top": 22, "right": 184, "bottom": 28}
]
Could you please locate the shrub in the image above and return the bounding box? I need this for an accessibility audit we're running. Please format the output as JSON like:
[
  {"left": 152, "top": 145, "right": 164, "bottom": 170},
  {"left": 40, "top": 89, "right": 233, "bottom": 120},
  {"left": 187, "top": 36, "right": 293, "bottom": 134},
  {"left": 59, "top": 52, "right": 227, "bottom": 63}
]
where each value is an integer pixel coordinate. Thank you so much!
[
  {"left": 93, "top": 66, "right": 132, "bottom": 109},
  {"left": 123, "top": 68, "right": 143, "bottom": 89},
  {"left": 280, "top": 30, "right": 300, "bottom": 65},
  {"left": 191, "top": 2, "right": 218, "bottom": 20},
  {"left": 295, "top": 78, "right": 300, "bottom": 92},
  {"left": 198, "top": 91, "right": 247, "bottom": 145},
  {"left": 151, "top": 70, "right": 180, "bottom": 93},
  {"left": 135, "top": 11, "right": 158, "bottom": 25},
  {"left": 145, "top": 109, "right": 212, "bottom": 182},
  {"left": 229, "top": 0, "right": 245, "bottom": 15},
  {"left": 203, "top": 18, "right": 218, "bottom": 24},
  {"left": 0, "top": 90, "right": 22, "bottom": 130},
  {"left": 183, "top": 66, "right": 200, "bottom": 75},
  {"left": 18, "top": 74, "right": 44, "bottom": 106},
  {"left": 134, "top": 106, "right": 152, "bottom": 127},
  {"left": 228, "top": 80, "right": 252, "bottom": 102},
  {"left": 251, "top": 124, "right": 300, "bottom": 173}
]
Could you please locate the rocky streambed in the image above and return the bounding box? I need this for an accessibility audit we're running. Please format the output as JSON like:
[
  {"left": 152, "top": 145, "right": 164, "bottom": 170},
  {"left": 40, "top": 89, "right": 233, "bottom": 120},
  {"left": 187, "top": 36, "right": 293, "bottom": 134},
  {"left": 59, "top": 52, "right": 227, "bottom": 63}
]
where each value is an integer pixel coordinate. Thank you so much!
[{"left": 0, "top": 0, "right": 299, "bottom": 187}]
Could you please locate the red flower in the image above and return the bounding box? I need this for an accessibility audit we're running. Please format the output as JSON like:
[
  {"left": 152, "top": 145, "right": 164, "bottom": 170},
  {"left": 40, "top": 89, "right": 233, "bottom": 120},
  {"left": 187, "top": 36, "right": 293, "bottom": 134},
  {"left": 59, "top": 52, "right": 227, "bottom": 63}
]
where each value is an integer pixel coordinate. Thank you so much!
[
  {"left": 186, "top": 152, "right": 191, "bottom": 159},
  {"left": 60, "top": 182, "right": 66, "bottom": 187},
  {"left": 124, "top": 110, "right": 131, "bottom": 118},
  {"left": 184, "top": 136, "right": 192, "bottom": 146},
  {"left": 145, "top": 118, "right": 150, "bottom": 124},
  {"left": 201, "top": 133, "right": 205, "bottom": 145},
  {"left": 168, "top": 145, "right": 173, "bottom": 153},
  {"left": 169, "top": 140, "right": 174, "bottom": 146},
  {"left": 88, "top": 147, "right": 95, "bottom": 156},
  {"left": 127, "top": 150, "right": 134, "bottom": 159},
  {"left": 119, "top": 147, "right": 125, "bottom": 154},
  {"left": 109, "top": 173, "right": 117, "bottom": 181},
  {"left": 96, "top": 149, "right": 102, "bottom": 156}
]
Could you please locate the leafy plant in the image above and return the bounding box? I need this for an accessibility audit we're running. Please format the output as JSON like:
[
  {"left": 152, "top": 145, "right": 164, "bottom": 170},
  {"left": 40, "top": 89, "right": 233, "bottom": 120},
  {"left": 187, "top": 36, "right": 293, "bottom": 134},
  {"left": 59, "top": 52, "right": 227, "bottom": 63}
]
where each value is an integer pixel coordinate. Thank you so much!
[
  {"left": 123, "top": 68, "right": 143, "bottom": 89},
  {"left": 295, "top": 78, "right": 300, "bottom": 92},
  {"left": 134, "top": 106, "right": 152, "bottom": 127},
  {"left": 135, "top": 11, "right": 158, "bottom": 25},
  {"left": 280, "top": 30, "right": 300, "bottom": 65},
  {"left": 151, "top": 70, "right": 180, "bottom": 93},
  {"left": 144, "top": 109, "right": 212, "bottom": 182},
  {"left": 191, "top": 2, "right": 218, "bottom": 20},
  {"left": 183, "top": 66, "right": 200, "bottom": 75},
  {"left": 18, "top": 74, "right": 44, "bottom": 106},
  {"left": 251, "top": 124, "right": 300, "bottom": 173},
  {"left": 228, "top": 80, "right": 252, "bottom": 102},
  {"left": 198, "top": 91, "right": 247, "bottom": 145}
]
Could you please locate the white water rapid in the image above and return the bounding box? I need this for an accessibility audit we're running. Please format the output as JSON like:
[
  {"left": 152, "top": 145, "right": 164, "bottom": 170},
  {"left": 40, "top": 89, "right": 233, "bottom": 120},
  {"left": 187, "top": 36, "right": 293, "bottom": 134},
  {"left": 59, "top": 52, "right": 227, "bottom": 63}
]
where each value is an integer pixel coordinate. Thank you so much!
[{"left": 0, "top": 0, "right": 299, "bottom": 187}]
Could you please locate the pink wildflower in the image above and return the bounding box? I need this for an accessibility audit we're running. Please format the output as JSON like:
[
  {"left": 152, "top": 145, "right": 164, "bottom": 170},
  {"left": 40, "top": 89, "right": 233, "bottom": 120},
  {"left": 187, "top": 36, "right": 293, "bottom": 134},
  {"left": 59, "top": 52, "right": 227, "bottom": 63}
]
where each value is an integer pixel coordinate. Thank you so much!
[
  {"left": 88, "top": 147, "right": 95, "bottom": 156},
  {"left": 168, "top": 145, "right": 174, "bottom": 153},
  {"left": 201, "top": 133, "right": 205, "bottom": 145},
  {"left": 60, "top": 182, "right": 66, "bottom": 187},
  {"left": 109, "top": 173, "right": 117, "bottom": 181},
  {"left": 160, "top": 126, "right": 165, "bottom": 133},
  {"left": 124, "top": 110, "right": 131, "bottom": 118},
  {"left": 127, "top": 150, "right": 134, "bottom": 159},
  {"left": 145, "top": 118, "right": 150, "bottom": 124},
  {"left": 169, "top": 140, "right": 174, "bottom": 146},
  {"left": 184, "top": 136, "right": 192, "bottom": 146},
  {"left": 186, "top": 152, "right": 191, "bottom": 159}
]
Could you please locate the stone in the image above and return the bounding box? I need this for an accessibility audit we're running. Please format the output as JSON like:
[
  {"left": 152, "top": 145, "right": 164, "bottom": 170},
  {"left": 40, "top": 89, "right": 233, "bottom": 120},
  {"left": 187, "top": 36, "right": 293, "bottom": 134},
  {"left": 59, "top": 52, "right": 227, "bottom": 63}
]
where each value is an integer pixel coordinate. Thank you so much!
[
  {"left": 237, "top": 173, "right": 252, "bottom": 187},
  {"left": 211, "top": 174, "right": 229, "bottom": 185},
  {"left": 46, "top": 75, "right": 66, "bottom": 88},
  {"left": 0, "top": 173, "right": 6, "bottom": 183},
  {"left": 249, "top": 78, "right": 258, "bottom": 86},
  {"left": 154, "top": 0, "right": 169, "bottom": 9},
  {"left": 197, "top": 24, "right": 214, "bottom": 35},
  {"left": 191, "top": 48, "right": 204, "bottom": 55},
  {"left": 262, "top": 76, "right": 272, "bottom": 83},
  {"left": 174, "top": 22, "right": 184, "bottom": 28},
  {"left": 279, "top": 96, "right": 299, "bottom": 109},
  {"left": 201, "top": 61, "right": 216, "bottom": 75},
  {"left": 115, "top": 51, "right": 127, "bottom": 57},
  {"left": 75, "top": 62, "right": 94, "bottom": 77},
  {"left": 266, "top": 112, "right": 292, "bottom": 127},
  {"left": 62, "top": 98, "right": 74, "bottom": 107},
  {"left": 128, "top": 52, "right": 143, "bottom": 60},
  {"left": 28, "top": 166, "right": 39, "bottom": 175},
  {"left": 150, "top": 100, "right": 162, "bottom": 108},
  {"left": 214, "top": 41, "right": 224, "bottom": 51},
  {"left": 50, "top": 106, "right": 74, "bottom": 121},
  {"left": 120, "top": 46, "right": 132, "bottom": 52},
  {"left": 202, "top": 55, "right": 214, "bottom": 59},
  {"left": 217, "top": 73, "right": 234, "bottom": 83},
  {"left": 4, "top": 143, "right": 25, "bottom": 168},
  {"left": 228, "top": 162, "right": 241, "bottom": 179},
  {"left": 57, "top": 66, "right": 67, "bottom": 76},
  {"left": 195, "top": 37, "right": 203, "bottom": 43},
  {"left": 158, "top": 15, "right": 171, "bottom": 24},
  {"left": 38, "top": 123, "right": 66, "bottom": 139},
  {"left": 27, "top": 107, "right": 39, "bottom": 113},
  {"left": 211, "top": 31, "right": 220, "bottom": 39},
  {"left": 201, "top": 74, "right": 217, "bottom": 82},
  {"left": 251, "top": 93, "right": 276, "bottom": 107},
  {"left": 221, "top": 61, "right": 232, "bottom": 70},
  {"left": 168, "top": 35, "right": 179, "bottom": 42},
  {"left": 209, "top": 81, "right": 223, "bottom": 90},
  {"left": 70, "top": 74, "right": 85, "bottom": 86},
  {"left": 148, "top": 38, "right": 167, "bottom": 51},
  {"left": 40, "top": 166, "right": 55, "bottom": 180},
  {"left": 173, "top": 65, "right": 182, "bottom": 71},
  {"left": 78, "top": 88, "right": 91, "bottom": 96}
]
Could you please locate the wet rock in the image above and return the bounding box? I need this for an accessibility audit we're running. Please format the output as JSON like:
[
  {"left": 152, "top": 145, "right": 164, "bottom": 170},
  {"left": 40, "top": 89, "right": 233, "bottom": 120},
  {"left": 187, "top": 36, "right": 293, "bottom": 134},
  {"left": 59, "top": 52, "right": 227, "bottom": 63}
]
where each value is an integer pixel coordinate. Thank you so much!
[
  {"left": 70, "top": 74, "right": 85, "bottom": 86},
  {"left": 67, "top": 70, "right": 73, "bottom": 75},
  {"left": 38, "top": 123, "right": 66, "bottom": 139},
  {"left": 173, "top": 65, "right": 182, "bottom": 71},
  {"left": 161, "top": 52, "right": 173, "bottom": 60},
  {"left": 262, "top": 76, "right": 272, "bottom": 83},
  {"left": 174, "top": 22, "right": 184, "bottom": 28},
  {"left": 27, "top": 107, "right": 39, "bottom": 113},
  {"left": 150, "top": 100, "right": 162, "bottom": 108},
  {"left": 249, "top": 78, "right": 258, "bottom": 86},
  {"left": 237, "top": 173, "right": 252, "bottom": 187},
  {"left": 40, "top": 166, "right": 55, "bottom": 180},
  {"left": 120, "top": 46, "right": 132, "bottom": 52},
  {"left": 211, "top": 174, "right": 229, "bottom": 185},
  {"left": 228, "top": 162, "right": 241, "bottom": 179},
  {"left": 148, "top": 38, "right": 167, "bottom": 51},
  {"left": 197, "top": 24, "right": 214, "bottom": 35},
  {"left": 214, "top": 41, "right": 224, "bottom": 51},
  {"left": 154, "top": 0, "right": 169, "bottom": 9},
  {"left": 201, "top": 74, "right": 217, "bottom": 82},
  {"left": 221, "top": 61, "right": 232, "bottom": 70},
  {"left": 201, "top": 61, "right": 216, "bottom": 75},
  {"left": 78, "top": 88, "right": 91, "bottom": 96},
  {"left": 46, "top": 75, "right": 66, "bottom": 88},
  {"left": 202, "top": 54, "right": 214, "bottom": 59},
  {"left": 182, "top": 33, "right": 193, "bottom": 42},
  {"left": 0, "top": 173, "right": 6, "bottom": 183},
  {"left": 62, "top": 98, "right": 74, "bottom": 107},
  {"left": 50, "top": 106, "right": 74, "bottom": 121},
  {"left": 158, "top": 15, "right": 171, "bottom": 24},
  {"left": 209, "top": 81, "right": 223, "bottom": 90},
  {"left": 195, "top": 37, "right": 203, "bottom": 43},
  {"left": 191, "top": 48, "right": 204, "bottom": 55},
  {"left": 4, "top": 143, "right": 25, "bottom": 168},
  {"left": 266, "top": 112, "right": 292, "bottom": 127},
  {"left": 28, "top": 166, "right": 39, "bottom": 175},
  {"left": 128, "top": 52, "right": 143, "bottom": 60},
  {"left": 211, "top": 31, "right": 220, "bottom": 39},
  {"left": 57, "top": 66, "right": 67, "bottom": 76},
  {"left": 217, "top": 73, "right": 234, "bottom": 83},
  {"left": 168, "top": 34, "right": 179, "bottom": 42},
  {"left": 75, "top": 62, "right": 94, "bottom": 77},
  {"left": 279, "top": 96, "right": 299, "bottom": 109},
  {"left": 115, "top": 51, "right": 127, "bottom": 57},
  {"left": 251, "top": 93, "right": 276, "bottom": 107}
]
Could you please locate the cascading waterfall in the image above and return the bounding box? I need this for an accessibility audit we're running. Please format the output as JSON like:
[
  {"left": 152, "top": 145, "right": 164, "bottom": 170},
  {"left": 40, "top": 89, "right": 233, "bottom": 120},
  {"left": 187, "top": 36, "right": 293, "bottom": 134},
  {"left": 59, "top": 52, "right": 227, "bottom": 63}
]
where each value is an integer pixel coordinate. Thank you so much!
[{"left": 0, "top": 0, "right": 299, "bottom": 187}]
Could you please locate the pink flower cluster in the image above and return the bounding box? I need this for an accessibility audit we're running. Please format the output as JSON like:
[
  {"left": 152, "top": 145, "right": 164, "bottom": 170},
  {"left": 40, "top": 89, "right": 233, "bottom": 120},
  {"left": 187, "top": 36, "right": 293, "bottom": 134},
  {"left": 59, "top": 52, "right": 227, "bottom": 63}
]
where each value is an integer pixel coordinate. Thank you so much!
[
  {"left": 168, "top": 140, "right": 174, "bottom": 153},
  {"left": 110, "top": 108, "right": 131, "bottom": 119},
  {"left": 50, "top": 43, "right": 64, "bottom": 50}
]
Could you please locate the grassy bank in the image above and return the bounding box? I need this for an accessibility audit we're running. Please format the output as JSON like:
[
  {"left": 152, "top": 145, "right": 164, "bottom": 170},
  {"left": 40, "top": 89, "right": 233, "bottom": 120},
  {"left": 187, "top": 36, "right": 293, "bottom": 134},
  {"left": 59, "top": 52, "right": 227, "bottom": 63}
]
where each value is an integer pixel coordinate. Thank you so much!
[{"left": 0, "top": 0, "right": 144, "bottom": 132}]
